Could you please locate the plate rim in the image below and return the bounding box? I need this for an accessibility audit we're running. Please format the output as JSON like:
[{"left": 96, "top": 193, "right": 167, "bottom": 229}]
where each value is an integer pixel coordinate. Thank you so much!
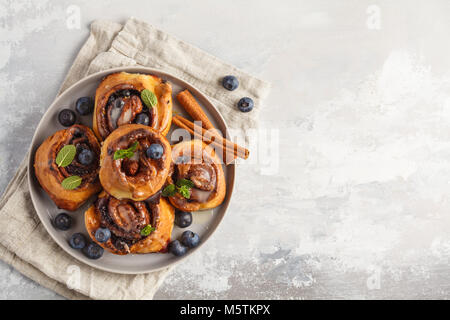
[{"left": 27, "top": 66, "right": 235, "bottom": 274}]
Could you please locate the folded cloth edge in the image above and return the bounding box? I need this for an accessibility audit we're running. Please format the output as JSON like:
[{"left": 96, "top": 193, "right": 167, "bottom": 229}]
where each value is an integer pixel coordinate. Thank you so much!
[{"left": 0, "top": 158, "right": 89, "bottom": 300}]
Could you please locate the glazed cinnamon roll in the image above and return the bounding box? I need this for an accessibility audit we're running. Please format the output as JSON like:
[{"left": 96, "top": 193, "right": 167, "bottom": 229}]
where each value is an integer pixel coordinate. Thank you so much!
[
  {"left": 93, "top": 72, "right": 172, "bottom": 141},
  {"left": 34, "top": 125, "right": 101, "bottom": 211},
  {"left": 99, "top": 124, "right": 172, "bottom": 201},
  {"left": 165, "top": 140, "right": 226, "bottom": 212},
  {"left": 85, "top": 191, "right": 175, "bottom": 255}
]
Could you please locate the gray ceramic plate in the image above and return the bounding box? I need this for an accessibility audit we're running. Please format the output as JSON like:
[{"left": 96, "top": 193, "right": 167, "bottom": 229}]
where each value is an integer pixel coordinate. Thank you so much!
[{"left": 28, "top": 66, "right": 234, "bottom": 274}]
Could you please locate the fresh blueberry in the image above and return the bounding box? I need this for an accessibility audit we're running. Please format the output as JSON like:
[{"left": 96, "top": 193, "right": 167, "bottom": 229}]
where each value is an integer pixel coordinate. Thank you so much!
[
  {"left": 58, "top": 109, "right": 76, "bottom": 127},
  {"left": 222, "top": 75, "right": 239, "bottom": 91},
  {"left": 83, "top": 242, "right": 104, "bottom": 259},
  {"left": 175, "top": 211, "right": 192, "bottom": 228},
  {"left": 54, "top": 213, "right": 72, "bottom": 231},
  {"left": 95, "top": 228, "right": 111, "bottom": 243},
  {"left": 168, "top": 240, "right": 188, "bottom": 256},
  {"left": 77, "top": 149, "right": 94, "bottom": 165},
  {"left": 135, "top": 113, "right": 150, "bottom": 126},
  {"left": 75, "top": 97, "right": 94, "bottom": 115},
  {"left": 237, "top": 97, "right": 254, "bottom": 113},
  {"left": 181, "top": 230, "right": 200, "bottom": 248},
  {"left": 69, "top": 233, "right": 86, "bottom": 249},
  {"left": 146, "top": 143, "right": 163, "bottom": 159},
  {"left": 122, "top": 90, "right": 131, "bottom": 97}
]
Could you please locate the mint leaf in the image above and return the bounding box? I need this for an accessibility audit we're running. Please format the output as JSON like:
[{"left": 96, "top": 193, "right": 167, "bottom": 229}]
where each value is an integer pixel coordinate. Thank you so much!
[
  {"left": 56, "top": 145, "right": 76, "bottom": 167},
  {"left": 140, "top": 224, "right": 156, "bottom": 236},
  {"left": 141, "top": 89, "right": 157, "bottom": 108},
  {"left": 178, "top": 185, "right": 191, "bottom": 199},
  {"left": 61, "top": 175, "right": 82, "bottom": 190},
  {"left": 114, "top": 141, "right": 139, "bottom": 160},
  {"left": 162, "top": 183, "right": 192, "bottom": 199},
  {"left": 176, "top": 178, "right": 195, "bottom": 188},
  {"left": 113, "top": 150, "right": 125, "bottom": 160},
  {"left": 162, "top": 184, "right": 176, "bottom": 197}
]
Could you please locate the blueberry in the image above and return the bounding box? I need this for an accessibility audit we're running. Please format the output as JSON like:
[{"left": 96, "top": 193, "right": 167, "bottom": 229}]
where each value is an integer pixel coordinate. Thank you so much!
[
  {"left": 54, "top": 213, "right": 72, "bottom": 231},
  {"left": 58, "top": 109, "right": 76, "bottom": 127},
  {"left": 75, "top": 97, "right": 94, "bottom": 115},
  {"left": 222, "top": 75, "right": 239, "bottom": 91},
  {"left": 168, "top": 240, "right": 188, "bottom": 256},
  {"left": 69, "top": 233, "right": 86, "bottom": 249},
  {"left": 181, "top": 230, "right": 200, "bottom": 248},
  {"left": 95, "top": 228, "right": 111, "bottom": 243},
  {"left": 146, "top": 143, "right": 163, "bottom": 159},
  {"left": 237, "top": 97, "right": 254, "bottom": 113},
  {"left": 122, "top": 90, "right": 131, "bottom": 97},
  {"left": 175, "top": 211, "right": 192, "bottom": 228},
  {"left": 77, "top": 149, "right": 94, "bottom": 165},
  {"left": 135, "top": 113, "right": 150, "bottom": 126},
  {"left": 83, "top": 242, "right": 104, "bottom": 259}
]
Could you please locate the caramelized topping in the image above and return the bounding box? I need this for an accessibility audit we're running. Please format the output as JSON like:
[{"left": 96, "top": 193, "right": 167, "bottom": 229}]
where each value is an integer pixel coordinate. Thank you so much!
[
  {"left": 100, "top": 87, "right": 156, "bottom": 138},
  {"left": 173, "top": 158, "right": 217, "bottom": 203},
  {"left": 176, "top": 163, "right": 216, "bottom": 192},
  {"left": 122, "top": 158, "right": 139, "bottom": 176},
  {"left": 57, "top": 125, "right": 100, "bottom": 184},
  {"left": 190, "top": 188, "right": 213, "bottom": 203},
  {"left": 112, "top": 129, "right": 167, "bottom": 181},
  {"left": 108, "top": 95, "right": 144, "bottom": 130},
  {"left": 189, "top": 164, "right": 216, "bottom": 191},
  {"left": 97, "top": 196, "right": 153, "bottom": 243},
  {"left": 117, "top": 95, "right": 143, "bottom": 126}
]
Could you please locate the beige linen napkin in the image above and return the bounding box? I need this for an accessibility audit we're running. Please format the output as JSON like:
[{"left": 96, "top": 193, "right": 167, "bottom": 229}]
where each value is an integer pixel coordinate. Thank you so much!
[{"left": 0, "top": 18, "right": 270, "bottom": 300}]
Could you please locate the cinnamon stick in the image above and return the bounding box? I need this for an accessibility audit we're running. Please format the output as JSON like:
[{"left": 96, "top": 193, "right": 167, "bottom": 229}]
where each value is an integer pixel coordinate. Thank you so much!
[
  {"left": 171, "top": 116, "right": 232, "bottom": 161},
  {"left": 175, "top": 89, "right": 249, "bottom": 163},
  {"left": 176, "top": 90, "right": 215, "bottom": 131},
  {"left": 172, "top": 115, "right": 249, "bottom": 163}
]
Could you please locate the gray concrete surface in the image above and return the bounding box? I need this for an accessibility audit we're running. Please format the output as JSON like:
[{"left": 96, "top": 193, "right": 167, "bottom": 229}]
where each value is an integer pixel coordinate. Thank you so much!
[{"left": 2, "top": 0, "right": 450, "bottom": 299}]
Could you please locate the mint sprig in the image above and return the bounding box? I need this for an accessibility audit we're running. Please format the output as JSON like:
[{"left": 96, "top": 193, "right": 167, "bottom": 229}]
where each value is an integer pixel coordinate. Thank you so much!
[
  {"left": 162, "top": 184, "right": 176, "bottom": 197},
  {"left": 176, "top": 178, "right": 195, "bottom": 188},
  {"left": 140, "top": 224, "right": 156, "bottom": 236},
  {"left": 141, "top": 89, "right": 157, "bottom": 109},
  {"left": 61, "top": 175, "right": 82, "bottom": 190},
  {"left": 56, "top": 145, "right": 76, "bottom": 167},
  {"left": 114, "top": 141, "right": 139, "bottom": 160},
  {"left": 162, "top": 179, "right": 194, "bottom": 199},
  {"left": 178, "top": 185, "right": 191, "bottom": 199}
]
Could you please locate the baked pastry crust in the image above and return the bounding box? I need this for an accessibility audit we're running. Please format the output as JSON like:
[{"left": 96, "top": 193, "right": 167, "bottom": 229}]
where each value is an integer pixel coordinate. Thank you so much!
[
  {"left": 85, "top": 191, "right": 175, "bottom": 255},
  {"left": 93, "top": 72, "right": 172, "bottom": 140},
  {"left": 167, "top": 139, "right": 226, "bottom": 211},
  {"left": 34, "top": 124, "right": 101, "bottom": 211},
  {"left": 99, "top": 124, "right": 172, "bottom": 201}
]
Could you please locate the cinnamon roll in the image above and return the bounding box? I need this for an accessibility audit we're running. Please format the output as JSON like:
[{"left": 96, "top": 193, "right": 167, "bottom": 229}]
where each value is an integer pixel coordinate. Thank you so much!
[
  {"left": 165, "top": 140, "right": 226, "bottom": 212},
  {"left": 93, "top": 72, "right": 172, "bottom": 141},
  {"left": 85, "top": 191, "right": 175, "bottom": 255},
  {"left": 34, "top": 125, "right": 101, "bottom": 211},
  {"left": 99, "top": 124, "right": 172, "bottom": 201}
]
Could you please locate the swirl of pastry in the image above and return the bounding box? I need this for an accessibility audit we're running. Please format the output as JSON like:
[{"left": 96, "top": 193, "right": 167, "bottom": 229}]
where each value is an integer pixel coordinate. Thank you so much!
[
  {"left": 34, "top": 124, "right": 101, "bottom": 211},
  {"left": 93, "top": 72, "right": 172, "bottom": 141},
  {"left": 99, "top": 124, "right": 172, "bottom": 201},
  {"left": 85, "top": 191, "right": 175, "bottom": 255},
  {"left": 166, "top": 139, "right": 226, "bottom": 212}
]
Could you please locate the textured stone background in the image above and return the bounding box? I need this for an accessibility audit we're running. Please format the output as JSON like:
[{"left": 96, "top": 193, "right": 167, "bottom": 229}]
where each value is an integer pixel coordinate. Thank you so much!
[{"left": 2, "top": 0, "right": 450, "bottom": 299}]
